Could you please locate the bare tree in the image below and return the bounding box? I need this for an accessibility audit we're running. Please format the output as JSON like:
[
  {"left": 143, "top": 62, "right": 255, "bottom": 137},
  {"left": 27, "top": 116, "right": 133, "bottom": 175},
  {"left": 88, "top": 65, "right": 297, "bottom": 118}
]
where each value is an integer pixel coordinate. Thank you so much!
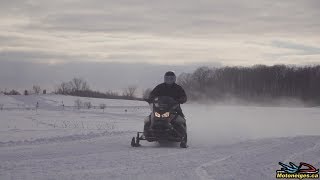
[
  {"left": 33, "top": 85, "right": 41, "bottom": 94},
  {"left": 71, "top": 78, "right": 90, "bottom": 92},
  {"left": 192, "top": 67, "right": 212, "bottom": 92},
  {"left": 81, "top": 81, "right": 90, "bottom": 91},
  {"left": 123, "top": 86, "right": 137, "bottom": 99},
  {"left": 177, "top": 73, "right": 192, "bottom": 88},
  {"left": 56, "top": 82, "right": 72, "bottom": 94},
  {"left": 71, "top": 78, "right": 82, "bottom": 91}
]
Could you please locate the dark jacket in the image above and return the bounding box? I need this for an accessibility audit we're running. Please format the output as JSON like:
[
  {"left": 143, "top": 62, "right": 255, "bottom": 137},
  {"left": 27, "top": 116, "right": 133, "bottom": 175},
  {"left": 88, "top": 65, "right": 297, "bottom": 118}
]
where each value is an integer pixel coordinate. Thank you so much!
[{"left": 149, "top": 83, "right": 187, "bottom": 104}]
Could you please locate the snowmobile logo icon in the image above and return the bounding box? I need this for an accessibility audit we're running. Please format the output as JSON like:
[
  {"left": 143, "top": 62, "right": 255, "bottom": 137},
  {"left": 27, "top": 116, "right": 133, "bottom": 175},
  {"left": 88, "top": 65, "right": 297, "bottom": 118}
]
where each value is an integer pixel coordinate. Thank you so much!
[{"left": 276, "top": 162, "right": 319, "bottom": 179}]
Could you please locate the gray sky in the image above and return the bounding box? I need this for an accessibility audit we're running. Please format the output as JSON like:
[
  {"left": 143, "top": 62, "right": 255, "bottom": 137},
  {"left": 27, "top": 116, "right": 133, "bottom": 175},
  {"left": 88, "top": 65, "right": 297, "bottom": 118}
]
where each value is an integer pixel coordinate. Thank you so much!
[
  {"left": 0, "top": 60, "right": 218, "bottom": 92},
  {"left": 0, "top": 0, "right": 320, "bottom": 91}
]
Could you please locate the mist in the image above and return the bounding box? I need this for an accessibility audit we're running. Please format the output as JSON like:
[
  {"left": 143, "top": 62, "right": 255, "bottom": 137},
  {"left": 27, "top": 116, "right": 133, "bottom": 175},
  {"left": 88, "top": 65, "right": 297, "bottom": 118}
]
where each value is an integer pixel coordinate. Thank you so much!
[{"left": 185, "top": 103, "right": 320, "bottom": 146}]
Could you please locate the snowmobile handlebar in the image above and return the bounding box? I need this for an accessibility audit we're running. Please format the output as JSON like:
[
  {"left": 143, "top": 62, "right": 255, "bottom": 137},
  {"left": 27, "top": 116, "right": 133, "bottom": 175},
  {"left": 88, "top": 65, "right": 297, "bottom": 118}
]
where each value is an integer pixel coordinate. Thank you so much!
[{"left": 144, "top": 97, "right": 180, "bottom": 105}]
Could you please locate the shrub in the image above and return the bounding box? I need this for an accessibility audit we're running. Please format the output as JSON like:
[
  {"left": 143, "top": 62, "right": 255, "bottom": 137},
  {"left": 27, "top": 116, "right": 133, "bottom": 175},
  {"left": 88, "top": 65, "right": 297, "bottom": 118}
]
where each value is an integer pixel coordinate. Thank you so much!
[
  {"left": 83, "top": 101, "right": 92, "bottom": 109},
  {"left": 99, "top": 103, "right": 106, "bottom": 112},
  {"left": 74, "top": 99, "right": 82, "bottom": 109}
]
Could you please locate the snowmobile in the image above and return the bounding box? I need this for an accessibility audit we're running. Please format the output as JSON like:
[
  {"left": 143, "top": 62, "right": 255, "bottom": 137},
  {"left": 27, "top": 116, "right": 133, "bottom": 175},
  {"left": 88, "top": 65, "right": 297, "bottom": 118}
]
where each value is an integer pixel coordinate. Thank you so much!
[{"left": 131, "top": 96, "right": 188, "bottom": 148}]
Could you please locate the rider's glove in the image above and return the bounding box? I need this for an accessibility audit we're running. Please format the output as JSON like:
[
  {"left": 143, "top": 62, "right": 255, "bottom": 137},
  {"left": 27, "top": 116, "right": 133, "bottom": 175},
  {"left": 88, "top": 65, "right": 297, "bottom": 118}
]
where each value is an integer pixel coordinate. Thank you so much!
[{"left": 144, "top": 98, "right": 153, "bottom": 104}]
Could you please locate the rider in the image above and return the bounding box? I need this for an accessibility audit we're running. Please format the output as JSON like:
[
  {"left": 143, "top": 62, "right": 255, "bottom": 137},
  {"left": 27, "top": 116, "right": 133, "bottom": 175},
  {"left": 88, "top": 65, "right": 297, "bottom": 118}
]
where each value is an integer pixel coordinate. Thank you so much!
[{"left": 144, "top": 71, "right": 187, "bottom": 133}]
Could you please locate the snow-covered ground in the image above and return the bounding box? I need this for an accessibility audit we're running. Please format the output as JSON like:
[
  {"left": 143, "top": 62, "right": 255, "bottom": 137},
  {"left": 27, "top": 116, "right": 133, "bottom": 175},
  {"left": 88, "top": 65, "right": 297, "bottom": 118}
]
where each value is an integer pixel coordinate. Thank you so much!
[{"left": 0, "top": 94, "right": 319, "bottom": 180}]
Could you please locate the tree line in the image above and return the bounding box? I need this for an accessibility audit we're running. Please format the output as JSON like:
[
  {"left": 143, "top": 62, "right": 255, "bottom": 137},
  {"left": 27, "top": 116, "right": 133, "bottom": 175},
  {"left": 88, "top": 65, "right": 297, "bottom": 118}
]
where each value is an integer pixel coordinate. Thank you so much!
[
  {"left": 177, "top": 65, "right": 320, "bottom": 105},
  {"left": 0, "top": 85, "right": 45, "bottom": 95},
  {"left": 55, "top": 78, "right": 140, "bottom": 100},
  {"left": 2, "top": 65, "right": 320, "bottom": 105},
  {"left": 1, "top": 78, "right": 140, "bottom": 101}
]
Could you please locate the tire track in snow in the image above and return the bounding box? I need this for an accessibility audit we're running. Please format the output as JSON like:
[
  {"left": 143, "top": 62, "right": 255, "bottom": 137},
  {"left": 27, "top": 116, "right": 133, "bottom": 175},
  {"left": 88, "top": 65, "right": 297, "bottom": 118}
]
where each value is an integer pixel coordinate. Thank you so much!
[
  {"left": 0, "top": 130, "right": 134, "bottom": 147},
  {"left": 194, "top": 144, "right": 261, "bottom": 180},
  {"left": 284, "top": 138, "right": 320, "bottom": 162},
  {"left": 194, "top": 138, "right": 292, "bottom": 180},
  {"left": 195, "top": 155, "right": 232, "bottom": 180}
]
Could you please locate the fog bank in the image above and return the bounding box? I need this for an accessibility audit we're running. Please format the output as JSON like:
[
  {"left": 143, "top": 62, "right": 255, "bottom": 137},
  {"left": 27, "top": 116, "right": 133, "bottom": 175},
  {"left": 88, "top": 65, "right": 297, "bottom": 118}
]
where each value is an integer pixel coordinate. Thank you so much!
[{"left": 185, "top": 104, "right": 320, "bottom": 146}]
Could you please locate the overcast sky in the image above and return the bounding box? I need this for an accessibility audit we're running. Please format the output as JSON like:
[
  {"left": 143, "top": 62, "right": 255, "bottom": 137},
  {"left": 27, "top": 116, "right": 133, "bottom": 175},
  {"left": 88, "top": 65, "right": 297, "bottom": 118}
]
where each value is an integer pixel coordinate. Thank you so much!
[{"left": 1, "top": 0, "right": 320, "bottom": 91}]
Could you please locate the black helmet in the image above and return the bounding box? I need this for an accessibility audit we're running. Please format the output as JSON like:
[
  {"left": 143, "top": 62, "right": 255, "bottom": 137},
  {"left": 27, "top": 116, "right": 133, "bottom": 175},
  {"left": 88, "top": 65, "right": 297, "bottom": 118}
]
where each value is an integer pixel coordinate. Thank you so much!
[{"left": 164, "top": 71, "right": 176, "bottom": 85}]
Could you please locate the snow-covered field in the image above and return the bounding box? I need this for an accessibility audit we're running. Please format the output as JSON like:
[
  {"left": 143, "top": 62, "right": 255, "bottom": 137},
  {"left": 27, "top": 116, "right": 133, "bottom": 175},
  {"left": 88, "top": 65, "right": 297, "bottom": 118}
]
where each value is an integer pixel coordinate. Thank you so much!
[{"left": 0, "top": 94, "right": 319, "bottom": 180}]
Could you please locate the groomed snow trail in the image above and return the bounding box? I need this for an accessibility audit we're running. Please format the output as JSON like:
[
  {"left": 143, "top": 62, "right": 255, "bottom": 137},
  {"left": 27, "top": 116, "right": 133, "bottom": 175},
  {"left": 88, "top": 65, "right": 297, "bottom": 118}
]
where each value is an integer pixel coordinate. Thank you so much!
[
  {"left": 1, "top": 134, "right": 319, "bottom": 180},
  {"left": 0, "top": 95, "right": 320, "bottom": 180}
]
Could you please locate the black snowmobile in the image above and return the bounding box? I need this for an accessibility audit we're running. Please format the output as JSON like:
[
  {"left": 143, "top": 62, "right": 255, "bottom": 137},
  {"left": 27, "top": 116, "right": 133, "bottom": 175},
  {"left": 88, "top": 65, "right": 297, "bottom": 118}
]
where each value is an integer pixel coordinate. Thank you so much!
[{"left": 131, "top": 96, "right": 188, "bottom": 148}]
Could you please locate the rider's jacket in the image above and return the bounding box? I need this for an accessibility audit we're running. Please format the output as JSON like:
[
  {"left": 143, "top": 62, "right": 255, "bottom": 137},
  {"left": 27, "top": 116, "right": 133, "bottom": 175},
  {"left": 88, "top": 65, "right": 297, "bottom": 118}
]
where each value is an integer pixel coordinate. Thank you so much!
[{"left": 149, "top": 83, "right": 187, "bottom": 104}]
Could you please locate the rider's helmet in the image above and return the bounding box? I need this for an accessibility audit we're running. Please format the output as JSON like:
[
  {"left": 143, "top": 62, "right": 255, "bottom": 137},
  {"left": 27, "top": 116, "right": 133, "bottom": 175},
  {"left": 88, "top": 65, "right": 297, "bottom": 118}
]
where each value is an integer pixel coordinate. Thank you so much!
[{"left": 164, "top": 71, "right": 176, "bottom": 85}]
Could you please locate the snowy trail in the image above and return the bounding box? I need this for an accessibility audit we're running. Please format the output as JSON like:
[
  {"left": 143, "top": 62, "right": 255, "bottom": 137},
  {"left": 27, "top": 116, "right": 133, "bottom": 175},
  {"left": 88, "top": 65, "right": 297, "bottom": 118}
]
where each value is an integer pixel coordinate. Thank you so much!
[
  {"left": 1, "top": 134, "right": 319, "bottom": 180},
  {"left": 1, "top": 95, "right": 320, "bottom": 180}
]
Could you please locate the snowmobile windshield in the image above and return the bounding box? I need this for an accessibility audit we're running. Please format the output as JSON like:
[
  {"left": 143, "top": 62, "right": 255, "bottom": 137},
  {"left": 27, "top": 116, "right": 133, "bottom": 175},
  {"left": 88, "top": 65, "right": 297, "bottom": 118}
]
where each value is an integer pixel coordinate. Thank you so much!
[{"left": 154, "top": 96, "right": 178, "bottom": 110}]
